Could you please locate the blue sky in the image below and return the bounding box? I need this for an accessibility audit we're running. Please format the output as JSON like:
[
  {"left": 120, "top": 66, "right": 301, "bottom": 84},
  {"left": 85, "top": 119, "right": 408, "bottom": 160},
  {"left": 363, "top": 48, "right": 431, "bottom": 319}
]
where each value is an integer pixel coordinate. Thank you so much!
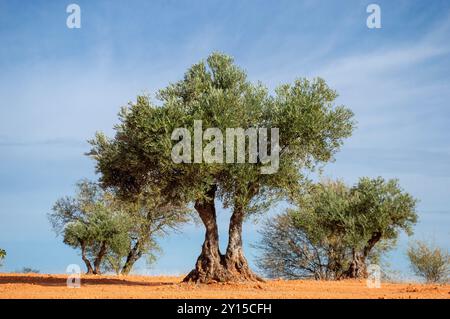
[{"left": 0, "top": 0, "right": 449, "bottom": 279}]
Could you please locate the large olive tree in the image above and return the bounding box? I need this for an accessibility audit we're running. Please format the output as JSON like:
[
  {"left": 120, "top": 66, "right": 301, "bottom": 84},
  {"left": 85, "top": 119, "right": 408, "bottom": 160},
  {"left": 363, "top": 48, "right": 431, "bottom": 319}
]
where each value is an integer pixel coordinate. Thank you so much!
[{"left": 89, "top": 52, "right": 354, "bottom": 282}]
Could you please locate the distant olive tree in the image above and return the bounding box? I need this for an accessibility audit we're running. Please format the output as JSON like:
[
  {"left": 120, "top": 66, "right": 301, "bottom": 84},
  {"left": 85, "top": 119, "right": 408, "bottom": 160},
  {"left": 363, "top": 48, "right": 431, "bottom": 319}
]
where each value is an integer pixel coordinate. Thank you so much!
[
  {"left": 408, "top": 241, "right": 449, "bottom": 283},
  {"left": 0, "top": 249, "right": 6, "bottom": 267},
  {"left": 19, "top": 267, "right": 40, "bottom": 274},
  {"left": 49, "top": 180, "right": 187, "bottom": 275},
  {"left": 102, "top": 192, "right": 188, "bottom": 275},
  {"left": 257, "top": 177, "right": 418, "bottom": 279},
  {"left": 49, "top": 180, "right": 131, "bottom": 274}
]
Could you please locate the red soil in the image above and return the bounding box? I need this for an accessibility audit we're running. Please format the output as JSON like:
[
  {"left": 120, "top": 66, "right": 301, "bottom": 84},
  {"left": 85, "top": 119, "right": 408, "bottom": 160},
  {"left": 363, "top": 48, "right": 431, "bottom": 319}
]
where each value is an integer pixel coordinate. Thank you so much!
[{"left": 0, "top": 273, "right": 448, "bottom": 299}]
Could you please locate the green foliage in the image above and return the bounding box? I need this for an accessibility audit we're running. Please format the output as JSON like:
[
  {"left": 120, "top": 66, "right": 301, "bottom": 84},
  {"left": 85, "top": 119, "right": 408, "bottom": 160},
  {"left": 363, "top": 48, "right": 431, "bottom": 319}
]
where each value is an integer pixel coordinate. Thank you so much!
[
  {"left": 257, "top": 177, "right": 418, "bottom": 279},
  {"left": 103, "top": 192, "right": 188, "bottom": 274},
  {"left": 89, "top": 52, "right": 355, "bottom": 220},
  {"left": 49, "top": 180, "right": 188, "bottom": 274},
  {"left": 295, "top": 177, "right": 418, "bottom": 251},
  {"left": 408, "top": 241, "right": 449, "bottom": 283},
  {"left": 49, "top": 180, "right": 132, "bottom": 274}
]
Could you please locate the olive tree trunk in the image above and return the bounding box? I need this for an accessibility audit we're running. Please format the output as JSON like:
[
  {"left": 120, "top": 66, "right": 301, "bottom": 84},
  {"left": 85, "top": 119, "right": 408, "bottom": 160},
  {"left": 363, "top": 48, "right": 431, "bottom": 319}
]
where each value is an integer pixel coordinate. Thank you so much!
[
  {"left": 121, "top": 241, "right": 143, "bottom": 275},
  {"left": 93, "top": 241, "right": 107, "bottom": 275},
  {"left": 184, "top": 189, "right": 263, "bottom": 283},
  {"left": 80, "top": 240, "right": 94, "bottom": 275},
  {"left": 344, "top": 250, "right": 367, "bottom": 278},
  {"left": 225, "top": 206, "right": 263, "bottom": 281},
  {"left": 183, "top": 186, "right": 229, "bottom": 283},
  {"left": 343, "top": 231, "right": 382, "bottom": 279}
]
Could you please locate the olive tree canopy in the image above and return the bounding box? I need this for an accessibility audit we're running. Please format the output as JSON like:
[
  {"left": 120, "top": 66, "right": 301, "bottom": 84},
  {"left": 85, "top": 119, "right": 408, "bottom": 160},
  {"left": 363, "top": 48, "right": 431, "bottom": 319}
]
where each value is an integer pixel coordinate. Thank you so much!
[
  {"left": 257, "top": 177, "right": 418, "bottom": 279},
  {"left": 89, "top": 52, "right": 355, "bottom": 282}
]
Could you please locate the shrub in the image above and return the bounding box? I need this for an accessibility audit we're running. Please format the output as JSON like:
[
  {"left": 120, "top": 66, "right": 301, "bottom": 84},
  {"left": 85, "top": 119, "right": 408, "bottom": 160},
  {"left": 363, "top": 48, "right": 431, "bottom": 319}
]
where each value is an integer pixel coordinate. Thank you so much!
[{"left": 407, "top": 241, "right": 449, "bottom": 283}]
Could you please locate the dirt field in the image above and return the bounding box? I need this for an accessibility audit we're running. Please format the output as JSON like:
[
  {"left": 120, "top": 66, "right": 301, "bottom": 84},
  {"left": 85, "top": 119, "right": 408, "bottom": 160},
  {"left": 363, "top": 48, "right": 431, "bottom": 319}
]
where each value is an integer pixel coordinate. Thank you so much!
[{"left": 0, "top": 273, "right": 448, "bottom": 299}]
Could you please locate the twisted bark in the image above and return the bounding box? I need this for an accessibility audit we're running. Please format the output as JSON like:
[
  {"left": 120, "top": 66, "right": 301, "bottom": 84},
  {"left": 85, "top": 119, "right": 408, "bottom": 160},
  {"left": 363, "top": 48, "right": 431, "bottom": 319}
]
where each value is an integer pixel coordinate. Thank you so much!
[
  {"left": 93, "top": 241, "right": 107, "bottom": 275},
  {"left": 343, "top": 231, "right": 382, "bottom": 279},
  {"left": 183, "top": 186, "right": 229, "bottom": 283},
  {"left": 225, "top": 206, "right": 263, "bottom": 281},
  {"left": 121, "top": 240, "right": 143, "bottom": 275},
  {"left": 80, "top": 240, "right": 94, "bottom": 275},
  {"left": 183, "top": 188, "right": 263, "bottom": 283}
]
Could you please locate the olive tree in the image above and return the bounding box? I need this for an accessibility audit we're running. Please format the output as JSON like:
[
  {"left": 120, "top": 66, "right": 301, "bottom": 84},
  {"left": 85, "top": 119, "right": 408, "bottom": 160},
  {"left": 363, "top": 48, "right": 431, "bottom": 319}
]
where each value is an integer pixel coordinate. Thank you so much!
[
  {"left": 342, "top": 177, "right": 418, "bottom": 278},
  {"left": 89, "top": 52, "right": 354, "bottom": 282},
  {"left": 49, "top": 180, "right": 132, "bottom": 274},
  {"left": 257, "top": 178, "right": 418, "bottom": 279},
  {"left": 49, "top": 180, "right": 187, "bottom": 274}
]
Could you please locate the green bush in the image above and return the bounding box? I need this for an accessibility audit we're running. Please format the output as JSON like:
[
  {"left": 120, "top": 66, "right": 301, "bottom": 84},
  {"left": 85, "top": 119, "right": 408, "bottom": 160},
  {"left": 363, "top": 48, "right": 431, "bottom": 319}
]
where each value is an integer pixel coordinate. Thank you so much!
[{"left": 408, "top": 241, "right": 449, "bottom": 283}]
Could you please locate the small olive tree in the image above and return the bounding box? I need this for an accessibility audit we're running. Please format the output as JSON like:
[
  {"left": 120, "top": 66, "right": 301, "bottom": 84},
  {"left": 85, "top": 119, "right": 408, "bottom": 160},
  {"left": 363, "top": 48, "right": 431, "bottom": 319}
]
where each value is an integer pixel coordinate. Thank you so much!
[
  {"left": 49, "top": 180, "right": 132, "bottom": 274},
  {"left": 49, "top": 180, "right": 187, "bottom": 275},
  {"left": 0, "top": 249, "right": 6, "bottom": 267},
  {"left": 257, "top": 177, "right": 418, "bottom": 279},
  {"left": 408, "top": 241, "right": 449, "bottom": 283}
]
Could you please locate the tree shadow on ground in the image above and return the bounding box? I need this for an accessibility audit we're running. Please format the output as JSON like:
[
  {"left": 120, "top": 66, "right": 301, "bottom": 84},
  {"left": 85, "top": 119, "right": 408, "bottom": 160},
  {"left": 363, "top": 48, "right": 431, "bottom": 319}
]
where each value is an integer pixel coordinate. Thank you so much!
[{"left": 0, "top": 275, "right": 175, "bottom": 287}]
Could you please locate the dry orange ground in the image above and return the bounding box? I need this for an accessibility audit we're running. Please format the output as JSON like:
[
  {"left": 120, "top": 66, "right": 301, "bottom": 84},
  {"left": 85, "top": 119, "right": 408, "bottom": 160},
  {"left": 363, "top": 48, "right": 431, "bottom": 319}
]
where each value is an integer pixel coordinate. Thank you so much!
[{"left": 0, "top": 273, "right": 448, "bottom": 299}]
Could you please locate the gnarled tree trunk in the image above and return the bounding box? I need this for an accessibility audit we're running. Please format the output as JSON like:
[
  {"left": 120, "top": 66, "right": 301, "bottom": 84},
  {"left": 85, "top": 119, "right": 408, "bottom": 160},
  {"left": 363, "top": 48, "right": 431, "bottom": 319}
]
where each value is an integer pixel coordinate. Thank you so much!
[
  {"left": 343, "top": 231, "right": 382, "bottom": 279},
  {"left": 121, "top": 240, "right": 143, "bottom": 275},
  {"left": 224, "top": 205, "right": 263, "bottom": 282},
  {"left": 183, "top": 186, "right": 229, "bottom": 283},
  {"left": 184, "top": 187, "right": 263, "bottom": 283},
  {"left": 93, "top": 241, "right": 107, "bottom": 275},
  {"left": 80, "top": 240, "right": 94, "bottom": 275},
  {"left": 344, "top": 250, "right": 367, "bottom": 278}
]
